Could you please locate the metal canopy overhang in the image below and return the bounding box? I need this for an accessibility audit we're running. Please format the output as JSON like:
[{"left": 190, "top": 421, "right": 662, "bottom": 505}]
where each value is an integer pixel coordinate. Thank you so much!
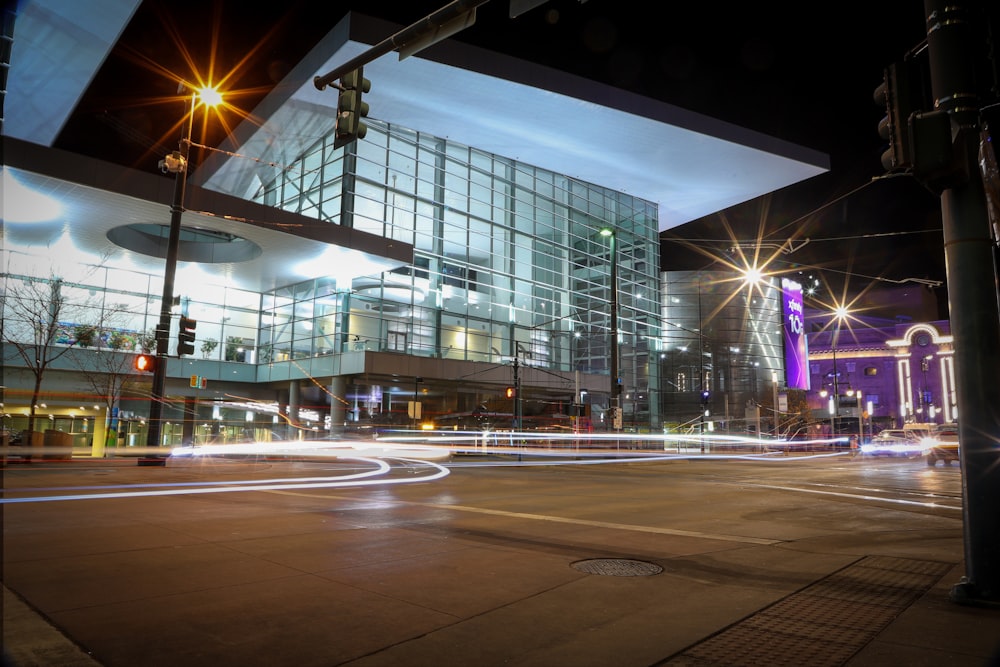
[
  {"left": 2, "top": 138, "right": 412, "bottom": 294},
  {"left": 196, "top": 12, "right": 829, "bottom": 231},
  {"left": 4, "top": 4, "right": 830, "bottom": 294}
]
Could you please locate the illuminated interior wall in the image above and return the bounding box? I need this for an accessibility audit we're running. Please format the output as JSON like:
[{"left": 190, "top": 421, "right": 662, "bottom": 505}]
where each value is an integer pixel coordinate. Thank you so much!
[
  {"left": 659, "top": 270, "right": 783, "bottom": 430},
  {"left": 255, "top": 119, "right": 662, "bottom": 426},
  {"left": 0, "top": 262, "right": 263, "bottom": 363}
]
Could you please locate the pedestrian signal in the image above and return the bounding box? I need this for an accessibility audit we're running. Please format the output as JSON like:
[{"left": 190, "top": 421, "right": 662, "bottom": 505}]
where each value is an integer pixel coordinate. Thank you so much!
[{"left": 134, "top": 353, "right": 157, "bottom": 373}]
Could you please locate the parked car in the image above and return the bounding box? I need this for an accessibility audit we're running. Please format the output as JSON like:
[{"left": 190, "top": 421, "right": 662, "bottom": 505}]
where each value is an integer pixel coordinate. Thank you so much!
[
  {"left": 861, "top": 429, "right": 923, "bottom": 457},
  {"left": 924, "top": 423, "right": 959, "bottom": 466}
]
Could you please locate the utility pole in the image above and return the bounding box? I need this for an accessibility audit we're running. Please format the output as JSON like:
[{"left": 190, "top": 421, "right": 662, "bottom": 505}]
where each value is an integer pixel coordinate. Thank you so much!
[
  {"left": 144, "top": 92, "right": 196, "bottom": 463},
  {"left": 920, "top": 0, "right": 1000, "bottom": 606}
]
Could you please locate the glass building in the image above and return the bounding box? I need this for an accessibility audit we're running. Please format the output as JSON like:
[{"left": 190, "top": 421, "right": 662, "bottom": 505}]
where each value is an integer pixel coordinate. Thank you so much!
[
  {"left": 659, "top": 269, "right": 783, "bottom": 434},
  {"left": 254, "top": 117, "right": 663, "bottom": 432},
  {"left": 2, "top": 9, "right": 827, "bottom": 452},
  {"left": 2, "top": 119, "right": 662, "bottom": 448}
]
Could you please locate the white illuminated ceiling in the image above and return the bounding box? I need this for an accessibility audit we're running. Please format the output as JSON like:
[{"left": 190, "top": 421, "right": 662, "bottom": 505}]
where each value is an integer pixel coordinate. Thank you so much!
[
  {"left": 4, "top": 2, "right": 410, "bottom": 293},
  {"left": 1, "top": 163, "right": 409, "bottom": 293},
  {"left": 198, "top": 13, "right": 828, "bottom": 231},
  {"left": 5, "top": 4, "right": 828, "bottom": 294}
]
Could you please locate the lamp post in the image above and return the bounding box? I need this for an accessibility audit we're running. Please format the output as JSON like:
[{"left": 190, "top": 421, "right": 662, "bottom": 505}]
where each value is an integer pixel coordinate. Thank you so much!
[
  {"left": 817, "top": 307, "right": 853, "bottom": 446},
  {"left": 826, "top": 314, "right": 843, "bottom": 441},
  {"left": 845, "top": 387, "right": 863, "bottom": 450},
  {"left": 144, "top": 87, "right": 220, "bottom": 460},
  {"left": 599, "top": 227, "right": 619, "bottom": 432},
  {"left": 820, "top": 388, "right": 835, "bottom": 437},
  {"left": 858, "top": 393, "right": 865, "bottom": 446},
  {"left": 867, "top": 400, "right": 874, "bottom": 442}
]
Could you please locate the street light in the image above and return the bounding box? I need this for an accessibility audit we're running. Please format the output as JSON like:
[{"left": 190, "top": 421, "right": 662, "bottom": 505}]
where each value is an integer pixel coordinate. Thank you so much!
[
  {"left": 846, "top": 387, "right": 863, "bottom": 448},
  {"left": 820, "top": 388, "right": 835, "bottom": 437},
  {"left": 144, "top": 86, "right": 222, "bottom": 461},
  {"left": 824, "top": 308, "right": 848, "bottom": 441},
  {"left": 812, "top": 306, "right": 852, "bottom": 446},
  {"left": 599, "top": 227, "right": 619, "bottom": 432},
  {"left": 857, "top": 392, "right": 865, "bottom": 446},
  {"left": 866, "top": 399, "right": 874, "bottom": 442}
]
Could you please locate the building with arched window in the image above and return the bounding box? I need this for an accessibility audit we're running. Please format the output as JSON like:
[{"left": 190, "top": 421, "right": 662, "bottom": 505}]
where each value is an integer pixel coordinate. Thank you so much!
[{"left": 805, "top": 287, "right": 955, "bottom": 440}]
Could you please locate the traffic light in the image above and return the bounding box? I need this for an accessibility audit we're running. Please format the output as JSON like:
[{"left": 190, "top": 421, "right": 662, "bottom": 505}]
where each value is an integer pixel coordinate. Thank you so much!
[
  {"left": 134, "top": 353, "right": 157, "bottom": 373},
  {"left": 875, "top": 62, "right": 914, "bottom": 172},
  {"left": 609, "top": 406, "right": 623, "bottom": 430},
  {"left": 700, "top": 390, "right": 710, "bottom": 404},
  {"left": 874, "top": 56, "right": 934, "bottom": 173},
  {"left": 505, "top": 386, "right": 517, "bottom": 399},
  {"left": 177, "top": 315, "right": 197, "bottom": 356},
  {"left": 335, "top": 67, "right": 370, "bottom": 149}
]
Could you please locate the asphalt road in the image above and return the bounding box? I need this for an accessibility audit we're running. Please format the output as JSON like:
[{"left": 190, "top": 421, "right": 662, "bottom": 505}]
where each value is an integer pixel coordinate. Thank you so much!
[{"left": 4, "top": 450, "right": 995, "bottom": 666}]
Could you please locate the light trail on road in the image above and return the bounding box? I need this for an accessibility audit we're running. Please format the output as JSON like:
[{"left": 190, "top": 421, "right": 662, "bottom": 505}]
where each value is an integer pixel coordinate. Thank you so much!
[
  {"left": 1, "top": 457, "right": 449, "bottom": 504},
  {"left": 748, "top": 482, "right": 963, "bottom": 512},
  {"left": 2, "top": 431, "right": 939, "bottom": 510}
]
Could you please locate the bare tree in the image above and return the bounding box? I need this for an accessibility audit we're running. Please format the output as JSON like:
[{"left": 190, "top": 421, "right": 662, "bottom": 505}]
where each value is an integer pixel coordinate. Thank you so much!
[
  {"left": 70, "top": 326, "right": 156, "bottom": 450},
  {"left": 1, "top": 275, "right": 130, "bottom": 437},
  {"left": 778, "top": 389, "right": 812, "bottom": 438}
]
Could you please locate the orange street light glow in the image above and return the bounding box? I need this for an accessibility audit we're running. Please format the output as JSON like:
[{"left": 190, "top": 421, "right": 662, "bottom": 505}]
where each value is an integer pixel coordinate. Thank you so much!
[{"left": 197, "top": 86, "right": 223, "bottom": 108}]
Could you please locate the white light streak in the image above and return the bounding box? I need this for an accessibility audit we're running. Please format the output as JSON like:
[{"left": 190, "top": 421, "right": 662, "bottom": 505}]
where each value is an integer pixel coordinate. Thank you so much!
[{"left": 2, "top": 457, "right": 448, "bottom": 504}]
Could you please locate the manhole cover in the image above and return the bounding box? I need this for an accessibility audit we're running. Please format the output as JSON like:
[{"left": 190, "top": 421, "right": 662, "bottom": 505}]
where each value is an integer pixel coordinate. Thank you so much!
[{"left": 571, "top": 558, "right": 663, "bottom": 576}]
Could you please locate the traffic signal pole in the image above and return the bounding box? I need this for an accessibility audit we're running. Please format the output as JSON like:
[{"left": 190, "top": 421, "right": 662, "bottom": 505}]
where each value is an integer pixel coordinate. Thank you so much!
[
  {"left": 144, "top": 94, "right": 196, "bottom": 462},
  {"left": 921, "top": 0, "right": 1000, "bottom": 606},
  {"left": 313, "top": 0, "right": 488, "bottom": 92}
]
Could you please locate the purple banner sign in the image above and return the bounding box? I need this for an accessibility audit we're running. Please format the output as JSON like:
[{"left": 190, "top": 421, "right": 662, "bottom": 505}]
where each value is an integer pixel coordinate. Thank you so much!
[{"left": 781, "top": 278, "right": 810, "bottom": 390}]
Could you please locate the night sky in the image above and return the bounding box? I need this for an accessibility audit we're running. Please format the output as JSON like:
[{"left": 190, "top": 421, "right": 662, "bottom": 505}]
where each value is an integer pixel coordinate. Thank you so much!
[{"left": 51, "top": 1, "right": 997, "bottom": 315}]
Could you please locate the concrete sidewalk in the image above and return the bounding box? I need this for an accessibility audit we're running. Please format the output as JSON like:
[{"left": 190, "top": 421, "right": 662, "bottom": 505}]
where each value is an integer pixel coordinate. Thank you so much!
[
  {"left": 4, "top": 585, "right": 103, "bottom": 667},
  {"left": 4, "top": 456, "right": 1000, "bottom": 666},
  {"left": 8, "top": 559, "right": 1000, "bottom": 666}
]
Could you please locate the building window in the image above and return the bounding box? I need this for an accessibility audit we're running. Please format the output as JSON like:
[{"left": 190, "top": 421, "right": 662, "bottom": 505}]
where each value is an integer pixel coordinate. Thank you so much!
[{"left": 388, "top": 330, "right": 407, "bottom": 351}]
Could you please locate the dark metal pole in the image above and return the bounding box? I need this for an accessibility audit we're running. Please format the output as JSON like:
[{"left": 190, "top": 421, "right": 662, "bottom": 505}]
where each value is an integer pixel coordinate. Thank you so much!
[
  {"left": 511, "top": 355, "right": 521, "bottom": 430},
  {"left": 145, "top": 93, "right": 194, "bottom": 457},
  {"left": 313, "top": 0, "right": 489, "bottom": 91},
  {"left": 608, "top": 230, "right": 619, "bottom": 432},
  {"left": 412, "top": 377, "right": 423, "bottom": 429},
  {"left": 922, "top": 0, "right": 1000, "bottom": 605},
  {"left": 832, "top": 326, "right": 839, "bottom": 436}
]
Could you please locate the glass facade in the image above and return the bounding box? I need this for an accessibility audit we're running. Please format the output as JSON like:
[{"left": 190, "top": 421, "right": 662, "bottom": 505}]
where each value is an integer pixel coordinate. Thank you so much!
[
  {"left": 659, "top": 270, "right": 783, "bottom": 433},
  {"left": 254, "top": 119, "right": 662, "bottom": 429},
  {"left": 1, "top": 254, "right": 267, "bottom": 365},
  {"left": 2, "top": 118, "right": 663, "bottom": 442}
]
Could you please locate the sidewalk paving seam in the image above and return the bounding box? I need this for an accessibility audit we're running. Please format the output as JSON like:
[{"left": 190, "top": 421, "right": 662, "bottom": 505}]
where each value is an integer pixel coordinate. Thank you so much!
[{"left": 656, "top": 555, "right": 954, "bottom": 667}]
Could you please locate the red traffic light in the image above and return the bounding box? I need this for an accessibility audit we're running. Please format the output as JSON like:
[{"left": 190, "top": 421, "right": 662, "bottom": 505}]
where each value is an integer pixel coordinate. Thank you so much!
[
  {"left": 134, "top": 353, "right": 157, "bottom": 373},
  {"left": 505, "top": 386, "right": 516, "bottom": 399}
]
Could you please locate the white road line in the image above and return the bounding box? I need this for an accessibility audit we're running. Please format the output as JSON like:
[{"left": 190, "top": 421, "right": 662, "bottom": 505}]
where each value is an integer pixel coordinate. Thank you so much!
[{"left": 266, "top": 490, "right": 781, "bottom": 545}]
